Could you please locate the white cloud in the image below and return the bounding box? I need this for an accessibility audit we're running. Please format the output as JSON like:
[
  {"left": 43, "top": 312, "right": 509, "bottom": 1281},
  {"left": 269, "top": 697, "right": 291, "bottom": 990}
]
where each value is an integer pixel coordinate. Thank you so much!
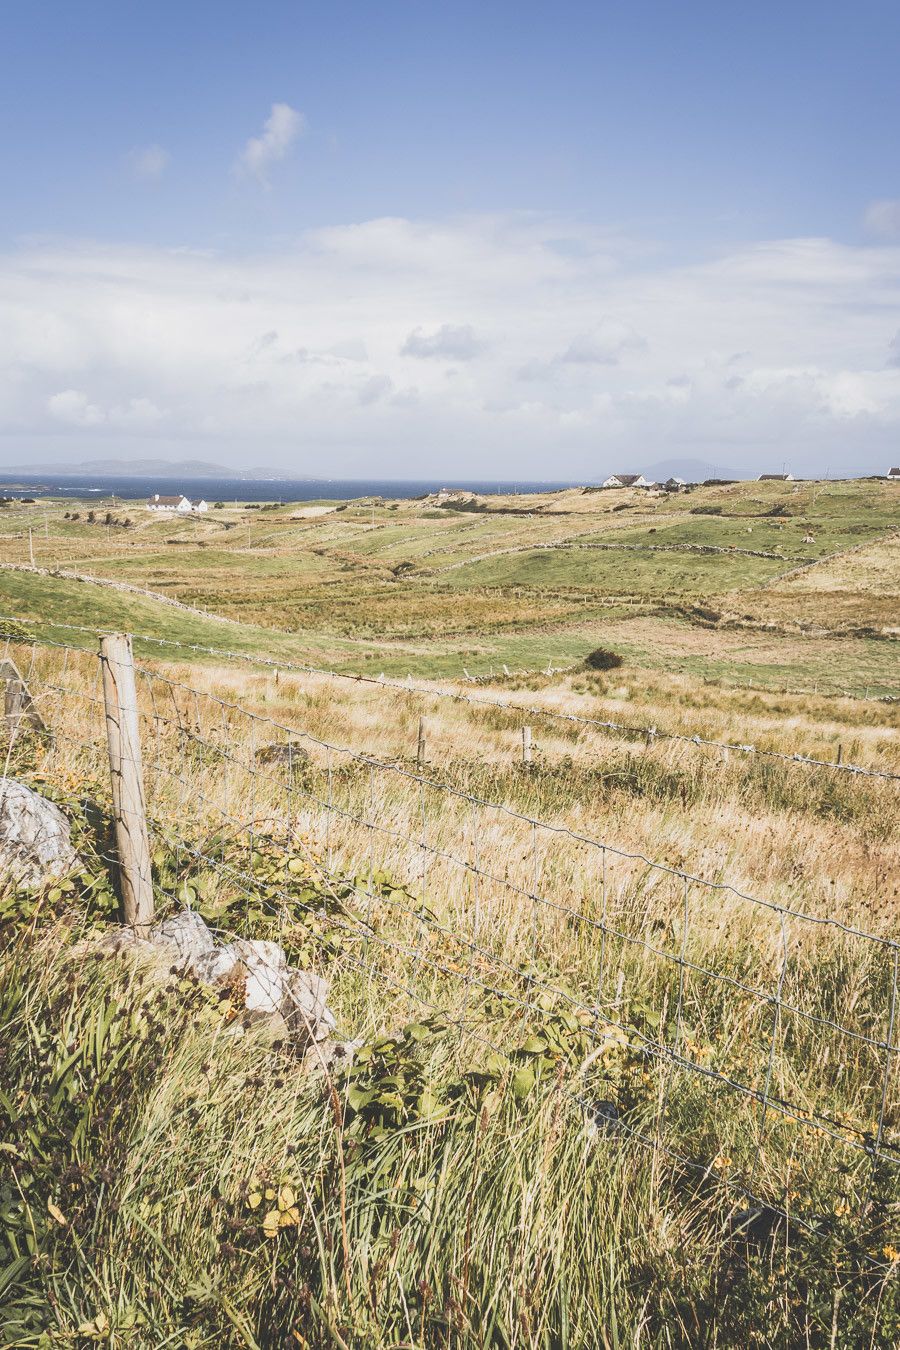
[
  {"left": 47, "top": 389, "right": 163, "bottom": 428},
  {"left": 358, "top": 374, "right": 392, "bottom": 405},
  {"left": 5, "top": 216, "right": 900, "bottom": 477},
  {"left": 111, "top": 396, "right": 164, "bottom": 427},
  {"left": 125, "top": 145, "right": 170, "bottom": 181},
  {"left": 401, "top": 324, "right": 485, "bottom": 360},
  {"left": 48, "top": 389, "right": 105, "bottom": 426},
  {"left": 560, "top": 320, "right": 647, "bottom": 365},
  {"left": 864, "top": 200, "right": 900, "bottom": 238},
  {"left": 234, "top": 103, "right": 306, "bottom": 184}
]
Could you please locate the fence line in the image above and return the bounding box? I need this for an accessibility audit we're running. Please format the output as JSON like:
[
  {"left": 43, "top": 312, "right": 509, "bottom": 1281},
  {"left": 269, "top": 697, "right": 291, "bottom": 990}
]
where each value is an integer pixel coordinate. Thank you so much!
[
  {"left": 3, "top": 616, "right": 898, "bottom": 782},
  {"left": 6, "top": 630, "right": 899, "bottom": 1231}
]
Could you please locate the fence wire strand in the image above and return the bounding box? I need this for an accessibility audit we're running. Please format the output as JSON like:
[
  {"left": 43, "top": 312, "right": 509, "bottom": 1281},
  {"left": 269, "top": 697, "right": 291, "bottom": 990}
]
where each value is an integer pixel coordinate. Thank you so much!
[
  {"left": 3, "top": 632, "right": 899, "bottom": 1263},
  {"left": 4, "top": 615, "right": 898, "bottom": 781}
]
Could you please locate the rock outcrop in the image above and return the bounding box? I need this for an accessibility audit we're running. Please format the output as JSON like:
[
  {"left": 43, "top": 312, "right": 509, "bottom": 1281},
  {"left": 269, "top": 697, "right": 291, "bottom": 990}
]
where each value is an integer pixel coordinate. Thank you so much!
[
  {"left": 0, "top": 778, "right": 77, "bottom": 888},
  {"left": 139, "top": 910, "right": 338, "bottom": 1048}
]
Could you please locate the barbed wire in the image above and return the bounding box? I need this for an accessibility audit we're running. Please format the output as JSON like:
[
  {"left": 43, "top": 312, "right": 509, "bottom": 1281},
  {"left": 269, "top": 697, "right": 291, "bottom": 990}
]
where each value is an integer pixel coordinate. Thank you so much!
[
  {"left": 3, "top": 615, "right": 898, "bottom": 781},
  {"left": 11, "top": 630, "right": 900, "bottom": 953},
  {"left": 8, "top": 632, "right": 899, "bottom": 1274}
]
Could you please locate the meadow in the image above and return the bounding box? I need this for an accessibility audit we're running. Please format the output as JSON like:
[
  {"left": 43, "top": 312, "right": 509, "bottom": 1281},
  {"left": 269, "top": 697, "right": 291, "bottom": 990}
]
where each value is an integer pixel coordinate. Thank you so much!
[
  {"left": 0, "top": 476, "right": 896, "bottom": 691},
  {"left": 0, "top": 477, "right": 898, "bottom": 1347}
]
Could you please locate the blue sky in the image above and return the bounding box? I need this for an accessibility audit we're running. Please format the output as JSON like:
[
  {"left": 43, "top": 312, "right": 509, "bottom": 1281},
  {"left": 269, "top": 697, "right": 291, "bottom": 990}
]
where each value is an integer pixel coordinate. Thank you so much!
[{"left": 2, "top": 1, "right": 900, "bottom": 477}]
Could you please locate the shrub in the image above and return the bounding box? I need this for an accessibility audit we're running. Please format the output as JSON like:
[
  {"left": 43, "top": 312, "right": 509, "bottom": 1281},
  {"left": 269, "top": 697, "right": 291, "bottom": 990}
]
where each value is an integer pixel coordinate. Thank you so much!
[{"left": 584, "top": 647, "right": 623, "bottom": 671}]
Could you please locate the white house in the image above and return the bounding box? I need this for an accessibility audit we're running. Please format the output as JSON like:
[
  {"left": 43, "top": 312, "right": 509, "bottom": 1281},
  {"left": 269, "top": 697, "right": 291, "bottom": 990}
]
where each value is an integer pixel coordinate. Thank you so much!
[
  {"left": 602, "top": 473, "right": 654, "bottom": 489},
  {"left": 758, "top": 473, "right": 794, "bottom": 482},
  {"left": 887, "top": 467, "right": 900, "bottom": 480},
  {"left": 146, "top": 493, "right": 209, "bottom": 513},
  {"left": 661, "top": 476, "right": 686, "bottom": 491}
]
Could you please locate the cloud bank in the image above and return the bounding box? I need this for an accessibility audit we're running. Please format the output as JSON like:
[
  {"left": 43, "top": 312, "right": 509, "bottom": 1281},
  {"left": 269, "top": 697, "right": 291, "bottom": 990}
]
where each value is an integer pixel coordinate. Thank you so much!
[{"left": 2, "top": 214, "right": 899, "bottom": 477}]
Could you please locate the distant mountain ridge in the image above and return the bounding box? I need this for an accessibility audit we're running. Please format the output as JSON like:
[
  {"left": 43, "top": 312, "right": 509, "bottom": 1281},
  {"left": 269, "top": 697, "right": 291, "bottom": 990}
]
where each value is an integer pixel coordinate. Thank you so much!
[{"left": 0, "top": 458, "right": 296, "bottom": 479}]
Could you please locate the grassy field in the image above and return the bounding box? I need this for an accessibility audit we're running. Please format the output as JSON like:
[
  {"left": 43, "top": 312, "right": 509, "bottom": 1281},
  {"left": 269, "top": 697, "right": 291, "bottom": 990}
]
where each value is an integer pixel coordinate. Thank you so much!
[
  {"left": 0, "top": 477, "right": 897, "bottom": 693},
  {"left": 0, "top": 479, "right": 898, "bottom": 1346}
]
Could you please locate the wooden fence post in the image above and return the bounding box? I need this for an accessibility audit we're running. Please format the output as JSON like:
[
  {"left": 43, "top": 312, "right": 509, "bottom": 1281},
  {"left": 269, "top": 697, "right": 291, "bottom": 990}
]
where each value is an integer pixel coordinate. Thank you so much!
[
  {"left": 417, "top": 717, "right": 426, "bottom": 771},
  {"left": 522, "top": 725, "right": 533, "bottom": 766},
  {"left": 0, "top": 659, "right": 47, "bottom": 738},
  {"left": 100, "top": 633, "right": 154, "bottom": 929}
]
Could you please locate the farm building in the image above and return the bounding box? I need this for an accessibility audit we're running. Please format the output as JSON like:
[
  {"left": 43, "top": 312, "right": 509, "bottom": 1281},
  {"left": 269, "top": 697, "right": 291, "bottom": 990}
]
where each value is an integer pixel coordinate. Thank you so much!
[
  {"left": 758, "top": 473, "right": 794, "bottom": 482},
  {"left": 602, "top": 473, "right": 654, "bottom": 488},
  {"left": 887, "top": 466, "right": 900, "bottom": 479},
  {"left": 146, "top": 494, "right": 209, "bottom": 513}
]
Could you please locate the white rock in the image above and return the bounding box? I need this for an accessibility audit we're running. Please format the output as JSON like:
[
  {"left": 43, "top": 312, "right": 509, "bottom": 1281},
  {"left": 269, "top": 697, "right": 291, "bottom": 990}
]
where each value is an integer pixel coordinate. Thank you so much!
[
  {"left": 191, "top": 943, "right": 240, "bottom": 984},
  {"left": 0, "top": 778, "right": 77, "bottom": 888},
  {"left": 232, "top": 938, "right": 289, "bottom": 1014},
  {"left": 104, "top": 907, "right": 340, "bottom": 1048},
  {"left": 149, "top": 910, "right": 215, "bottom": 965},
  {"left": 283, "top": 968, "right": 337, "bottom": 1042}
]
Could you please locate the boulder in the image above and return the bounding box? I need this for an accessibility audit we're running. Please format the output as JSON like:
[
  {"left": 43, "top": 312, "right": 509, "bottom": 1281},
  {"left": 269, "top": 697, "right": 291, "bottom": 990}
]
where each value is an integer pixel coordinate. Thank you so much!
[
  {"left": 0, "top": 778, "right": 77, "bottom": 888},
  {"left": 138, "top": 910, "right": 338, "bottom": 1047},
  {"left": 283, "top": 968, "right": 337, "bottom": 1042},
  {"left": 150, "top": 910, "right": 216, "bottom": 965},
  {"left": 231, "top": 938, "right": 288, "bottom": 1015}
]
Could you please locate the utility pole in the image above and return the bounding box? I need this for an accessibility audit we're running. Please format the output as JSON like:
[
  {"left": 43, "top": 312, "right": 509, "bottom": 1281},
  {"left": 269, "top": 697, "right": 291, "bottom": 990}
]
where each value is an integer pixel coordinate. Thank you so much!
[{"left": 28, "top": 528, "right": 34, "bottom": 567}]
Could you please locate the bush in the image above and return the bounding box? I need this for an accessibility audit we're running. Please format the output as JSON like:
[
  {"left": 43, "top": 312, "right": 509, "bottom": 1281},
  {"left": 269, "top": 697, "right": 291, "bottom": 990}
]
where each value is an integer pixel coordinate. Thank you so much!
[{"left": 584, "top": 647, "right": 623, "bottom": 671}]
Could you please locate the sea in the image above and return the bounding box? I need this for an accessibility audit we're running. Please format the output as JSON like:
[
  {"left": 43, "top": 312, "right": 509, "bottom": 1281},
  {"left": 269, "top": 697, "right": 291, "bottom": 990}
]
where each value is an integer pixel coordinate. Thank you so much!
[{"left": 0, "top": 474, "right": 584, "bottom": 503}]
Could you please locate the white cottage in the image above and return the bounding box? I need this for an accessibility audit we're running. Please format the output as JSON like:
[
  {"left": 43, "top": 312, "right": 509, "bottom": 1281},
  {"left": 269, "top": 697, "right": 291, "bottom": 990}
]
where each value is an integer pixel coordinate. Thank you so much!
[
  {"left": 601, "top": 474, "right": 654, "bottom": 489},
  {"left": 146, "top": 493, "right": 209, "bottom": 513}
]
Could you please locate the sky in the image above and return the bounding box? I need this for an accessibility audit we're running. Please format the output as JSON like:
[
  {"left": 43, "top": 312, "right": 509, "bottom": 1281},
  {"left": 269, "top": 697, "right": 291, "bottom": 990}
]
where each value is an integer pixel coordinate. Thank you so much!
[{"left": 2, "top": 0, "right": 900, "bottom": 479}]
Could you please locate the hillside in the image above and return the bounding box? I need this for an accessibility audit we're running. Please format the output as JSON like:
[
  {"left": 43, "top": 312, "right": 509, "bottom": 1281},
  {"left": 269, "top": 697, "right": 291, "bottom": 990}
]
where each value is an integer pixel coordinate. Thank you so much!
[{"left": 0, "top": 477, "right": 897, "bottom": 694}]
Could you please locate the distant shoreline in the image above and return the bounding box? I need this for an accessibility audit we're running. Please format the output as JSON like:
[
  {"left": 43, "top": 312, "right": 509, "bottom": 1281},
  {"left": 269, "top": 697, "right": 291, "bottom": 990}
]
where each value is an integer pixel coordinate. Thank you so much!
[{"left": 0, "top": 473, "right": 585, "bottom": 503}]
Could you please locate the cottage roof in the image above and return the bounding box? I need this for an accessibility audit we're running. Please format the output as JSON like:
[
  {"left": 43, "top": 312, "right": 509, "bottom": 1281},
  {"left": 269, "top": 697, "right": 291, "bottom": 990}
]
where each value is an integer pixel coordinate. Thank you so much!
[{"left": 148, "top": 494, "right": 185, "bottom": 506}]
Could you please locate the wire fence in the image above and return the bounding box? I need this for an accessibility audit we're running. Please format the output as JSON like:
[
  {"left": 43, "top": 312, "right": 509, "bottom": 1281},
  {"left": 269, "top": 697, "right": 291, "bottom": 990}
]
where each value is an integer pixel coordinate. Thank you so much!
[
  {"left": 4, "top": 616, "right": 899, "bottom": 781},
  {"left": 4, "top": 630, "right": 899, "bottom": 1249}
]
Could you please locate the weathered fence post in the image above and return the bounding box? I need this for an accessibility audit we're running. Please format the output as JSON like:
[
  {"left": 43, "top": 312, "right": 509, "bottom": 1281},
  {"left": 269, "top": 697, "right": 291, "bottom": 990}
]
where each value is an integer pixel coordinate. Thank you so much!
[
  {"left": 417, "top": 717, "right": 426, "bottom": 771},
  {"left": 1, "top": 658, "right": 47, "bottom": 738},
  {"left": 522, "top": 725, "right": 533, "bottom": 766},
  {"left": 100, "top": 633, "right": 154, "bottom": 929}
]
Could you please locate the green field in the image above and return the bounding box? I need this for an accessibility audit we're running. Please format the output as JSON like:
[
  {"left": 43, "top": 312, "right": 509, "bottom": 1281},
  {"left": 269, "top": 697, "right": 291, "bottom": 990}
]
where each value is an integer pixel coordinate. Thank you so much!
[{"left": 1, "top": 477, "right": 896, "bottom": 694}]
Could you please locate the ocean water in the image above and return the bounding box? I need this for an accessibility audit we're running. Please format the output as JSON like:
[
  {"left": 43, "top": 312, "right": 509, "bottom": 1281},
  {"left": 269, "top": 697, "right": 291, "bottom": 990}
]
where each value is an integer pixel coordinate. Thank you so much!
[{"left": 0, "top": 474, "right": 583, "bottom": 503}]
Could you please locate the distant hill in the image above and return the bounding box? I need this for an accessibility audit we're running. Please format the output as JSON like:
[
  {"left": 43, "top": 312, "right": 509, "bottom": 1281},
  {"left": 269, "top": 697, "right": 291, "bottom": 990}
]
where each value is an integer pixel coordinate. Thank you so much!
[{"left": 0, "top": 458, "right": 296, "bottom": 480}]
